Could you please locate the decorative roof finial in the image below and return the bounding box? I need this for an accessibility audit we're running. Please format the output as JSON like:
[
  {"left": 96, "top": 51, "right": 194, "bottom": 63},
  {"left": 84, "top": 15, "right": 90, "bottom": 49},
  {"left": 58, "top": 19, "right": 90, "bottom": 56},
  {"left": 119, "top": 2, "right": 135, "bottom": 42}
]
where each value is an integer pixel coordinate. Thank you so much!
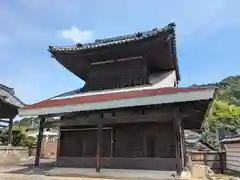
[
  {"left": 76, "top": 43, "right": 83, "bottom": 47},
  {"left": 168, "top": 22, "right": 176, "bottom": 30},
  {"left": 136, "top": 32, "right": 143, "bottom": 37}
]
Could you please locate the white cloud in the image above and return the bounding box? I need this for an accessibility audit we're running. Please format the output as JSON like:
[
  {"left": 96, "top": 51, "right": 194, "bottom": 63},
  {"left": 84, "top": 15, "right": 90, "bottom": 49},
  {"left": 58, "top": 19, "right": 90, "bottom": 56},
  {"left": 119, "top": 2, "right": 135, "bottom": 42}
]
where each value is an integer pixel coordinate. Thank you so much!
[{"left": 60, "top": 27, "right": 93, "bottom": 43}]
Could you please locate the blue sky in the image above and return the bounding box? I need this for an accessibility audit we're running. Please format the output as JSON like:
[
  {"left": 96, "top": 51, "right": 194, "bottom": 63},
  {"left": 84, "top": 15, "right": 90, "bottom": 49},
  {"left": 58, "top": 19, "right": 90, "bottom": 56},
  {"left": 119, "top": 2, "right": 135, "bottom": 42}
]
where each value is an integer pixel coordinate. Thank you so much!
[{"left": 0, "top": 0, "right": 239, "bottom": 104}]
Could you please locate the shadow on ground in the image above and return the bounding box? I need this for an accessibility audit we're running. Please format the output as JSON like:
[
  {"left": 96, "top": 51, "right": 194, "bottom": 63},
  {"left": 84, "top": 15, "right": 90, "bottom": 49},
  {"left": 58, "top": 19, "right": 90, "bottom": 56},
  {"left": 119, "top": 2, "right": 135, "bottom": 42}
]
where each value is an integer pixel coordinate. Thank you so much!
[
  {"left": 0, "top": 158, "right": 56, "bottom": 176},
  {"left": 2, "top": 159, "right": 178, "bottom": 180}
]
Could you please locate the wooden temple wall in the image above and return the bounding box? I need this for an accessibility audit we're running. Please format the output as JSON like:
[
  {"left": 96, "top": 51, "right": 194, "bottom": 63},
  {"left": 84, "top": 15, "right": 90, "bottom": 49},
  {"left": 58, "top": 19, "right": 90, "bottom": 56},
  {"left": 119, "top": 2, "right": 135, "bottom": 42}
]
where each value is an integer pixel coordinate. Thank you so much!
[
  {"left": 59, "top": 123, "right": 175, "bottom": 158},
  {"left": 56, "top": 157, "right": 176, "bottom": 170},
  {"left": 83, "top": 56, "right": 148, "bottom": 91},
  {"left": 56, "top": 106, "right": 178, "bottom": 170}
]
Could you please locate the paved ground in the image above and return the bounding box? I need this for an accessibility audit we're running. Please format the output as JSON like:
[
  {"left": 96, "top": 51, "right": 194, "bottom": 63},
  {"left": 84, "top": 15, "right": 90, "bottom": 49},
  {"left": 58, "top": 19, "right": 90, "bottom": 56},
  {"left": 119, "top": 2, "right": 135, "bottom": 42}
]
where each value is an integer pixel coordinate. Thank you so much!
[
  {"left": 0, "top": 158, "right": 100, "bottom": 180},
  {"left": 0, "top": 166, "right": 175, "bottom": 180},
  {"left": 0, "top": 157, "right": 177, "bottom": 180},
  {"left": 0, "top": 173, "right": 106, "bottom": 180}
]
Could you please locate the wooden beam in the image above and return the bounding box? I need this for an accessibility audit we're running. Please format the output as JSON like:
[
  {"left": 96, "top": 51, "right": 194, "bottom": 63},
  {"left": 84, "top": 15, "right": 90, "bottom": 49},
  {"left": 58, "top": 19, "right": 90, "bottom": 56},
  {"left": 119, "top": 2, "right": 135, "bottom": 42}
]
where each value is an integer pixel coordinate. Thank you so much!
[
  {"left": 35, "top": 117, "right": 45, "bottom": 168},
  {"left": 60, "top": 127, "right": 112, "bottom": 131},
  {"left": 60, "top": 110, "right": 172, "bottom": 127},
  {"left": 96, "top": 112, "right": 103, "bottom": 172},
  {"left": 7, "top": 118, "right": 13, "bottom": 148},
  {"left": 44, "top": 120, "right": 60, "bottom": 128}
]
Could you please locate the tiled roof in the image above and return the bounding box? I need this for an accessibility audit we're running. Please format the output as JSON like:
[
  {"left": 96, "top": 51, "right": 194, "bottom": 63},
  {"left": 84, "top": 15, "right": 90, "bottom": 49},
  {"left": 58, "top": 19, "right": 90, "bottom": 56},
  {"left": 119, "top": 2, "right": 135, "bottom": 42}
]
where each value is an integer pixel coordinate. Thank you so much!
[
  {"left": 0, "top": 84, "right": 25, "bottom": 108},
  {"left": 22, "top": 87, "right": 213, "bottom": 110},
  {"left": 49, "top": 23, "right": 176, "bottom": 53},
  {"left": 0, "top": 84, "right": 15, "bottom": 95},
  {"left": 220, "top": 134, "right": 240, "bottom": 143},
  {"left": 0, "top": 97, "right": 12, "bottom": 106}
]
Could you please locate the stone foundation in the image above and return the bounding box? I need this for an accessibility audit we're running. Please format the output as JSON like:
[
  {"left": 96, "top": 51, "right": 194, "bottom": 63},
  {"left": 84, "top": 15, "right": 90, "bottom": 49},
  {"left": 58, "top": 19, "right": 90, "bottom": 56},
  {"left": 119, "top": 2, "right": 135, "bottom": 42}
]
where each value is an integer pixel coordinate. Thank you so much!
[
  {"left": 0, "top": 146, "right": 32, "bottom": 165},
  {"left": 180, "top": 153, "right": 220, "bottom": 180}
]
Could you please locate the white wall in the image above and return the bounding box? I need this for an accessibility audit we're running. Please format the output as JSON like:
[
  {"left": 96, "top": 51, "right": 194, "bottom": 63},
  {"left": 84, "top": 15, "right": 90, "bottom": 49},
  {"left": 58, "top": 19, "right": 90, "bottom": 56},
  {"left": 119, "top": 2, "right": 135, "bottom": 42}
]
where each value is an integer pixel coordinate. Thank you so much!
[
  {"left": 225, "top": 142, "right": 240, "bottom": 172},
  {"left": 148, "top": 70, "right": 177, "bottom": 88},
  {"left": 53, "top": 70, "right": 177, "bottom": 100}
]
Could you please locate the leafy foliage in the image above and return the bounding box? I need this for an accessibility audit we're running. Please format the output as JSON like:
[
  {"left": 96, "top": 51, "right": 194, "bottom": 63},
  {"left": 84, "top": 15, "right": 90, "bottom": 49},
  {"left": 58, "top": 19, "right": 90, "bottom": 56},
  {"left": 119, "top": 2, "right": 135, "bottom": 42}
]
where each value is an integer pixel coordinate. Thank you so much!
[
  {"left": 1, "top": 128, "right": 26, "bottom": 146},
  {"left": 192, "top": 75, "right": 240, "bottom": 147},
  {"left": 22, "top": 136, "right": 36, "bottom": 148},
  {"left": 0, "top": 126, "right": 36, "bottom": 147},
  {"left": 14, "top": 116, "right": 58, "bottom": 130},
  {"left": 205, "top": 100, "right": 240, "bottom": 131},
  {"left": 13, "top": 117, "right": 40, "bottom": 129}
]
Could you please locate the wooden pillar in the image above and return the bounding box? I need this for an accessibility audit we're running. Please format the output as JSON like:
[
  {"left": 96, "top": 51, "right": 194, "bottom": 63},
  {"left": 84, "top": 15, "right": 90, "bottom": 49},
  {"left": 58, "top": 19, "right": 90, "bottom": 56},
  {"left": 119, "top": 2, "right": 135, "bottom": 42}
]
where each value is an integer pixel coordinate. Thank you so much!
[
  {"left": 219, "top": 152, "right": 225, "bottom": 174},
  {"left": 56, "top": 117, "right": 63, "bottom": 162},
  {"left": 173, "top": 107, "right": 182, "bottom": 175},
  {"left": 96, "top": 112, "right": 103, "bottom": 172},
  {"left": 110, "top": 129, "right": 114, "bottom": 157},
  {"left": 179, "top": 121, "right": 186, "bottom": 169},
  {"left": 35, "top": 117, "right": 45, "bottom": 168},
  {"left": 7, "top": 118, "right": 13, "bottom": 148},
  {"left": 181, "top": 125, "right": 187, "bottom": 168},
  {"left": 56, "top": 128, "right": 61, "bottom": 161}
]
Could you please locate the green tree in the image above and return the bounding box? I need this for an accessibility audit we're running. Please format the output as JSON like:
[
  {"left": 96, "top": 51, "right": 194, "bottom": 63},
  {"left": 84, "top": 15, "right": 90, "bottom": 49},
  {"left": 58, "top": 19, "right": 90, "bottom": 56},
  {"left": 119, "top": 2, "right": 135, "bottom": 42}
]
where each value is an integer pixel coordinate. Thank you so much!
[
  {"left": 202, "top": 98, "right": 240, "bottom": 147},
  {"left": 22, "top": 136, "right": 36, "bottom": 148},
  {"left": 1, "top": 128, "right": 26, "bottom": 146},
  {"left": 0, "top": 125, "right": 36, "bottom": 147}
]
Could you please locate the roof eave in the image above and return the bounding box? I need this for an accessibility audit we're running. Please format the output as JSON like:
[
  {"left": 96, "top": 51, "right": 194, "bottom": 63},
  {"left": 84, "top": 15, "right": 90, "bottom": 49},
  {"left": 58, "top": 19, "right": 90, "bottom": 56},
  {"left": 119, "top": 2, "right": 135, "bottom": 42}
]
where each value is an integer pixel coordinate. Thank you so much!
[
  {"left": 18, "top": 88, "right": 215, "bottom": 117},
  {"left": 169, "top": 23, "right": 180, "bottom": 81},
  {"left": 220, "top": 138, "right": 240, "bottom": 144}
]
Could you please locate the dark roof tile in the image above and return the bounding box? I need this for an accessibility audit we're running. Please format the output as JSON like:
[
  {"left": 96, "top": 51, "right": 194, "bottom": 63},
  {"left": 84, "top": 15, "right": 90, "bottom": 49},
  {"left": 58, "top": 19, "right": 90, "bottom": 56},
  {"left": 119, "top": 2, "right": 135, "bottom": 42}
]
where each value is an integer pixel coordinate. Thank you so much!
[{"left": 49, "top": 23, "right": 176, "bottom": 53}]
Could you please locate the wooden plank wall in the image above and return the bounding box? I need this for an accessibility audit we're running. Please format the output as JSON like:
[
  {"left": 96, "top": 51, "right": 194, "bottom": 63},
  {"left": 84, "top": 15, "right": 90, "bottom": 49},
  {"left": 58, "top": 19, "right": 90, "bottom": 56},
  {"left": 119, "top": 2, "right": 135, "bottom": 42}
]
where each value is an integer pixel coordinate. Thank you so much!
[
  {"left": 60, "top": 106, "right": 172, "bottom": 127},
  {"left": 188, "top": 150, "right": 226, "bottom": 173},
  {"left": 59, "top": 122, "right": 175, "bottom": 158},
  {"left": 84, "top": 57, "right": 147, "bottom": 91},
  {"left": 56, "top": 157, "right": 176, "bottom": 170},
  {"left": 225, "top": 143, "right": 240, "bottom": 172}
]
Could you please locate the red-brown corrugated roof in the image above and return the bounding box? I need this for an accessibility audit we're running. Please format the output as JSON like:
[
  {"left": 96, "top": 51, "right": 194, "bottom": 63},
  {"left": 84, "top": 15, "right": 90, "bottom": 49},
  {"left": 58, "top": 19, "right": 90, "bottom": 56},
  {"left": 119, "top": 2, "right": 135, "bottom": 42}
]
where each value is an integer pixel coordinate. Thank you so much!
[{"left": 23, "top": 87, "right": 213, "bottom": 110}]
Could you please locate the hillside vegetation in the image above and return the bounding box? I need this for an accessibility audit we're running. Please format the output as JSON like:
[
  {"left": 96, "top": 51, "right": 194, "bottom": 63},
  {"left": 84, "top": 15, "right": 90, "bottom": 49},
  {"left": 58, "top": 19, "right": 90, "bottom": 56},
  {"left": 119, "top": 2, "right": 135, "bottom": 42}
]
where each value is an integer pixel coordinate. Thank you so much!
[{"left": 191, "top": 75, "right": 240, "bottom": 146}]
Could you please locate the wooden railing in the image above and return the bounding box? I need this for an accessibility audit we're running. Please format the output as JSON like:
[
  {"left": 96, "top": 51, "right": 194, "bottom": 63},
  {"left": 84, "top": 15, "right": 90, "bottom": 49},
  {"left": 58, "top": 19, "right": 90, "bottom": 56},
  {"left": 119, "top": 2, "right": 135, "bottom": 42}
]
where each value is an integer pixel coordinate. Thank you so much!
[{"left": 188, "top": 150, "right": 226, "bottom": 173}]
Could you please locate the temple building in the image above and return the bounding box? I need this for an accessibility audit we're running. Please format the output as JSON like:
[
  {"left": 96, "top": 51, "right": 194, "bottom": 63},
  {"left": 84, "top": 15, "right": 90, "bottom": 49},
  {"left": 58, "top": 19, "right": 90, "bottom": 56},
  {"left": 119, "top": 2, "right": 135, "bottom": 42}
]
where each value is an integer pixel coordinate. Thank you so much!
[
  {"left": 18, "top": 23, "right": 216, "bottom": 175},
  {"left": 0, "top": 84, "right": 25, "bottom": 146}
]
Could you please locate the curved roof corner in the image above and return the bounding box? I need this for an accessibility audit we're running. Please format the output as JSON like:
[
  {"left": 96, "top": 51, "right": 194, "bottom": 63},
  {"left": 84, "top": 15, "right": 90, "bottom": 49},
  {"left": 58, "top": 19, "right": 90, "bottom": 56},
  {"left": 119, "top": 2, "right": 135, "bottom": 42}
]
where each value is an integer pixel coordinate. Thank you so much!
[{"left": 0, "top": 84, "right": 25, "bottom": 108}]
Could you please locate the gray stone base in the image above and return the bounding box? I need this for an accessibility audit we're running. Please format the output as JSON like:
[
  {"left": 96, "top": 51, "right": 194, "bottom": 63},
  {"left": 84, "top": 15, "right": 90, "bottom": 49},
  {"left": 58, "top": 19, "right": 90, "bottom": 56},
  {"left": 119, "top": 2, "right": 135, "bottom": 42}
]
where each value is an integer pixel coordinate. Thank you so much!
[{"left": 0, "top": 146, "right": 30, "bottom": 166}]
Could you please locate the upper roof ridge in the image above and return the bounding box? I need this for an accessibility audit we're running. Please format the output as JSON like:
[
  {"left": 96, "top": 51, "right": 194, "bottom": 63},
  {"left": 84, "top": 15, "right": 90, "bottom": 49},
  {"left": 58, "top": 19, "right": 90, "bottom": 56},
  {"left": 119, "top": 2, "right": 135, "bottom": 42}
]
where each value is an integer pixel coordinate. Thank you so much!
[{"left": 48, "top": 22, "right": 176, "bottom": 53}]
